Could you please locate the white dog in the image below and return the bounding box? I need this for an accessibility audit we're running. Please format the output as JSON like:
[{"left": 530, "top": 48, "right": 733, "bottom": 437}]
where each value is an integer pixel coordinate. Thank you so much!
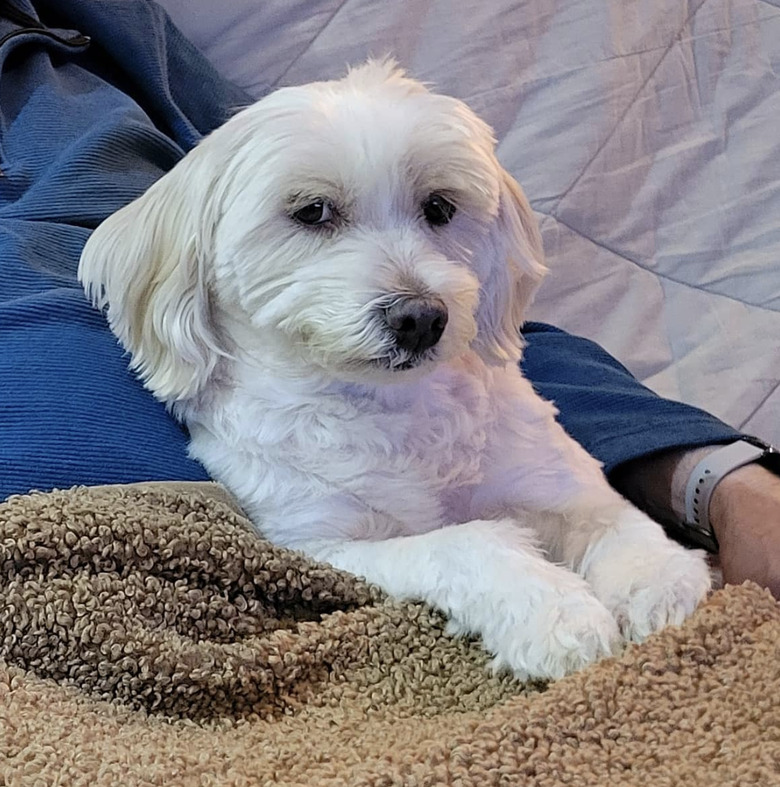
[{"left": 79, "top": 61, "right": 711, "bottom": 680}]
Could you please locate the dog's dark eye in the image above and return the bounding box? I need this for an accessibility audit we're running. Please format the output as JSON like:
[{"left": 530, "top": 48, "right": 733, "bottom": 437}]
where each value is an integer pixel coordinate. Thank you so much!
[
  {"left": 293, "top": 200, "right": 335, "bottom": 226},
  {"left": 422, "top": 193, "right": 456, "bottom": 227}
]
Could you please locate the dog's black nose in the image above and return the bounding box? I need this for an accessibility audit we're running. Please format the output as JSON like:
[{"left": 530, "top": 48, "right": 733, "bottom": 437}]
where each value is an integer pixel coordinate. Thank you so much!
[{"left": 384, "top": 297, "right": 448, "bottom": 354}]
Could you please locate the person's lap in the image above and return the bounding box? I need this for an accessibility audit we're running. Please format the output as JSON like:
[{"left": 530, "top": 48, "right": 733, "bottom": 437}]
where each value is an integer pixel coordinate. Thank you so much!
[{"left": 0, "top": 0, "right": 243, "bottom": 498}]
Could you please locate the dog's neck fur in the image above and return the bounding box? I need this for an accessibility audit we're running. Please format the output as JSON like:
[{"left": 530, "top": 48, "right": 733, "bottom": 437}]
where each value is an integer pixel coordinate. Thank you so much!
[{"left": 188, "top": 346, "right": 487, "bottom": 424}]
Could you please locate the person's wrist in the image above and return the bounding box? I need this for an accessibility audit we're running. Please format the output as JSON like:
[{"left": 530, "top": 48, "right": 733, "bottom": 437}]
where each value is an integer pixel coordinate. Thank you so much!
[
  {"left": 709, "top": 463, "right": 780, "bottom": 544},
  {"left": 611, "top": 446, "right": 718, "bottom": 528},
  {"left": 707, "top": 461, "right": 780, "bottom": 597},
  {"left": 612, "top": 442, "right": 778, "bottom": 550}
]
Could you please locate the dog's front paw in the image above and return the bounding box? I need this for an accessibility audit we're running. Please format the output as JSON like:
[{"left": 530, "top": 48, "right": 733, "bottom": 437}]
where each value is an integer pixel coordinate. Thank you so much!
[
  {"left": 452, "top": 587, "right": 622, "bottom": 681},
  {"left": 495, "top": 592, "right": 622, "bottom": 681},
  {"left": 587, "top": 536, "right": 711, "bottom": 642}
]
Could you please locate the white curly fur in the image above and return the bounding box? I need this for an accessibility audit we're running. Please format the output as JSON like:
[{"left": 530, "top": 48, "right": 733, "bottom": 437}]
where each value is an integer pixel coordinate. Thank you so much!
[{"left": 79, "top": 61, "right": 711, "bottom": 680}]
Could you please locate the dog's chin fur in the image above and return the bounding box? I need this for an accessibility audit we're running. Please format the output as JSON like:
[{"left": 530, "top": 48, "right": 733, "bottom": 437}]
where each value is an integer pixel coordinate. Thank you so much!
[{"left": 79, "top": 59, "right": 712, "bottom": 681}]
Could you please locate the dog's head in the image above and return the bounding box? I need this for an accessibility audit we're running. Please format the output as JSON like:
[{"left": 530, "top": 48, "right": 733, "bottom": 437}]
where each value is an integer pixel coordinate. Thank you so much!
[{"left": 79, "top": 60, "right": 546, "bottom": 401}]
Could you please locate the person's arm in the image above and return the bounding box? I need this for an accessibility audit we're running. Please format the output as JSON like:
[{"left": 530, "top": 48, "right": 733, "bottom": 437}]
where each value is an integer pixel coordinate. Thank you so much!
[
  {"left": 612, "top": 447, "right": 780, "bottom": 598},
  {"left": 710, "top": 462, "right": 780, "bottom": 598}
]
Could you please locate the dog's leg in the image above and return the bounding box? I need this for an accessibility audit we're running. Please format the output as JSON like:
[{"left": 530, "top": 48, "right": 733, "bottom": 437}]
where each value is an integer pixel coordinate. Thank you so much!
[
  {"left": 562, "top": 502, "right": 712, "bottom": 642},
  {"left": 300, "top": 518, "right": 621, "bottom": 680},
  {"left": 479, "top": 372, "right": 712, "bottom": 643},
  {"left": 529, "top": 470, "right": 711, "bottom": 642},
  {"left": 483, "top": 431, "right": 711, "bottom": 642},
  {"left": 506, "top": 489, "right": 711, "bottom": 643}
]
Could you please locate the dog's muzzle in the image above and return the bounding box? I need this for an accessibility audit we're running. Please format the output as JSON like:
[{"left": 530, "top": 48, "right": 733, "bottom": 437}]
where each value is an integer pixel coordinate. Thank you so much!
[{"left": 383, "top": 296, "right": 448, "bottom": 355}]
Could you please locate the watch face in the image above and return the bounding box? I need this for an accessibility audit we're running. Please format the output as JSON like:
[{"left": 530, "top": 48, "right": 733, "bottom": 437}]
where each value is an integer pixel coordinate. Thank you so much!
[
  {"left": 759, "top": 447, "right": 780, "bottom": 476},
  {"left": 742, "top": 436, "right": 780, "bottom": 467}
]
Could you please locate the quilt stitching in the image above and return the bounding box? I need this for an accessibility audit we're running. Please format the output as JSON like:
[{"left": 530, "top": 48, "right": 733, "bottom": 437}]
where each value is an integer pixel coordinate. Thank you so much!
[
  {"left": 271, "top": 0, "right": 351, "bottom": 88},
  {"left": 737, "top": 379, "right": 780, "bottom": 430},
  {"left": 535, "top": 210, "right": 780, "bottom": 430},
  {"left": 480, "top": 9, "right": 779, "bottom": 166},
  {"left": 550, "top": 0, "right": 711, "bottom": 214},
  {"left": 534, "top": 209, "right": 780, "bottom": 315}
]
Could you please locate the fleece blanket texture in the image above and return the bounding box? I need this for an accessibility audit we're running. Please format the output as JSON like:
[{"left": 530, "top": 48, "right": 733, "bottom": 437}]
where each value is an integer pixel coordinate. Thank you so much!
[{"left": 0, "top": 484, "right": 778, "bottom": 786}]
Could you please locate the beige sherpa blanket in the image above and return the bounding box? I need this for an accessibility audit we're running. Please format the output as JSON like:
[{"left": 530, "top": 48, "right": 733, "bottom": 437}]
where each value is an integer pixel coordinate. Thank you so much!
[{"left": 0, "top": 485, "right": 779, "bottom": 786}]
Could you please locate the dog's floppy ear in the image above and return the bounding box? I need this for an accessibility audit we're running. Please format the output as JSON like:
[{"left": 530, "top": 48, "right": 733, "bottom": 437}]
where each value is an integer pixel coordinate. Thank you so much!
[
  {"left": 79, "top": 153, "right": 225, "bottom": 402},
  {"left": 474, "top": 168, "right": 547, "bottom": 364}
]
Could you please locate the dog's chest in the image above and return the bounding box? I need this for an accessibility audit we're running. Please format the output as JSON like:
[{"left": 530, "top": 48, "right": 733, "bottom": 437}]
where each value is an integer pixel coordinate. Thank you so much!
[
  {"left": 362, "top": 365, "right": 493, "bottom": 488},
  {"left": 249, "top": 359, "right": 496, "bottom": 515},
  {"left": 196, "top": 356, "right": 525, "bottom": 537}
]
